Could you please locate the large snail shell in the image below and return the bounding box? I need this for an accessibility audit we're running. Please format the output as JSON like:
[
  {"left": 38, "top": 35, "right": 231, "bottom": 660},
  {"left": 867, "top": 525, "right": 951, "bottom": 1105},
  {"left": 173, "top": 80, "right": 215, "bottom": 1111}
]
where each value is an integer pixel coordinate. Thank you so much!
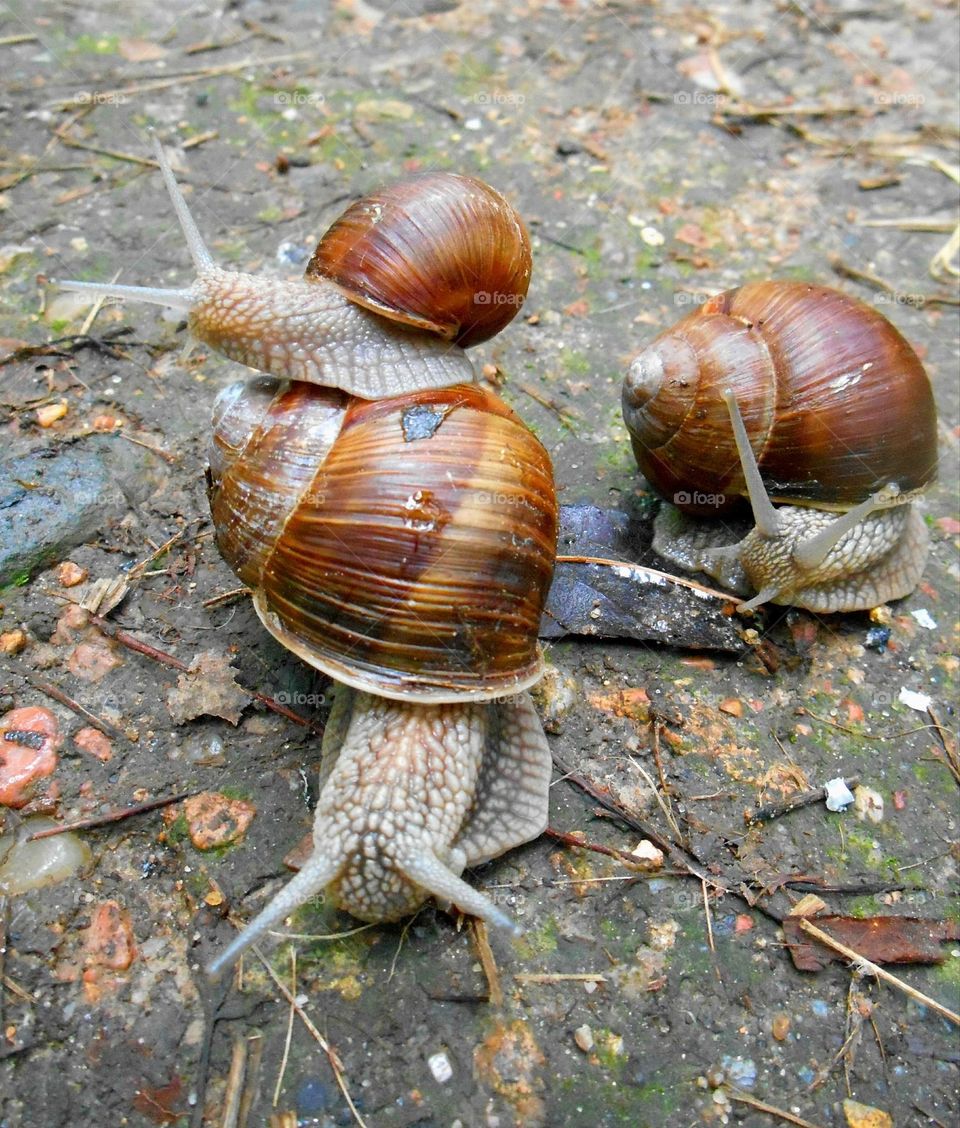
[
  {"left": 209, "top": 379, "right": 557, "bottom": 704},
  {"left": 622, "top": 282, "right": 938, "bottom": 515},
  {"left": 306, "top": 173, "right": 532, "bottom": 348}
]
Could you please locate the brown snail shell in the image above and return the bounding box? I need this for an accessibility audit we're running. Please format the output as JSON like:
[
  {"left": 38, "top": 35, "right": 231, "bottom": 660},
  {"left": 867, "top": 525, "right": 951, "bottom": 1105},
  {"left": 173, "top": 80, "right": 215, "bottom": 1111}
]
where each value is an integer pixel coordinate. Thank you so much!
[
  {"left": 210, "top": 378, "right": 557, "bottom": 703},
  {"left": 622, "top": 281, "right": 938, "bottom": 516},
  {"left": 306, "top": 172, "right": 532, "bottom": 348}
]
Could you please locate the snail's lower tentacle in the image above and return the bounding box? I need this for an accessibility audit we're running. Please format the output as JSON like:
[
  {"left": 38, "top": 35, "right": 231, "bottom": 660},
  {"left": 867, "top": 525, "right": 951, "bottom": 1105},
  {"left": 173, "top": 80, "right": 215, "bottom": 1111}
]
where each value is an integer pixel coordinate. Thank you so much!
[{"left": 205, "top": 851, "right": 345, "bottom": 981}]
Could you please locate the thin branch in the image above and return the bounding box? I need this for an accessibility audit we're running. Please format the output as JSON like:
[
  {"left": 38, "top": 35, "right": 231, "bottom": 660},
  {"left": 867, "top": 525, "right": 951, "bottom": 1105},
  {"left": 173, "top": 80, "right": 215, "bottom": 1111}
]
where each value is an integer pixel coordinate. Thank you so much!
[{"left": 798, "top": 918, "right": 960, "bottom": 1026}]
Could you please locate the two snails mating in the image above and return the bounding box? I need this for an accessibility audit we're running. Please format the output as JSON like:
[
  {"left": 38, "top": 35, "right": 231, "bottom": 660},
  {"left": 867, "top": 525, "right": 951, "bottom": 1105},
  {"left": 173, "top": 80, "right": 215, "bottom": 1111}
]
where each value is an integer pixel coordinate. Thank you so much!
[
  {"left": 60, "top": 138, "right": 939, "bottom": 977},
  {"left": 622, "top": 282, "right": 938, "bottom": 613},
  {"left": 60, "top": 139, "right": 557, "bottom": 978}
]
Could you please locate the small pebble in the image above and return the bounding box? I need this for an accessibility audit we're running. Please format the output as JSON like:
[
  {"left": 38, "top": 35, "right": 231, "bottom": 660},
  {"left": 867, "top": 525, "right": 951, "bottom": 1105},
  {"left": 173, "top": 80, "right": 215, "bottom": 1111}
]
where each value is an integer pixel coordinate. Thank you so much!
[
  {"left": 771, "top": 1013, "right": 790, "bottom": 1041},
  {"left": 573, "top": 1024, "right": 594, "bottom": 1053},
  {"left": 0, "top": 817, "right": 91, "bottom": 893},
  {"left": 0, "top": 629, "right": 27, "bottom": 655},
  {"left": 427, "top": 1051, "right": 453, "bottom": 1083},
  {"left": 74, "top": 727, "right": 113, "bottom": 762},
  {"left": 0, "top": 706, "right": 61, "bottom": 807},
  {"left": 853, "top": 785, "right": 884, "bottom": 824},
  {"left": 863, "top": 625, "right": 891, "bottom": 652},
  {"left": 842, "top": 1098, "right": 893, "bottom": 1128},
  {"left": 37, "top": 401, "right": 68, "bottom": 427},
  {"left": 721, "top": 1055, "right": 756, "bottom": 1089},
  {"left": 57, "top": 561, "right": 88, "bottom": 587},
  {"left": 84, "top": 900, "right": 137, "bottom": 970},
  {"left": 183, "top": 792, "right": 256, "bottom": 850}
]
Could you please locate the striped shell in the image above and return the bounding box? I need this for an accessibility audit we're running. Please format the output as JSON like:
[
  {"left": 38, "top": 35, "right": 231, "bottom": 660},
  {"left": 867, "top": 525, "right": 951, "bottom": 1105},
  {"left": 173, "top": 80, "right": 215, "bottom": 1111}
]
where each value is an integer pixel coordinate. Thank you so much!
[
  {"left": 622, "top": 281, "right": 938, "bottom": 516},
  {"left": 209, "top": 378, "right": 557, "bottom": 703},
  {"left": 306, "top": 172, "right": 532, "bottom": 348}
]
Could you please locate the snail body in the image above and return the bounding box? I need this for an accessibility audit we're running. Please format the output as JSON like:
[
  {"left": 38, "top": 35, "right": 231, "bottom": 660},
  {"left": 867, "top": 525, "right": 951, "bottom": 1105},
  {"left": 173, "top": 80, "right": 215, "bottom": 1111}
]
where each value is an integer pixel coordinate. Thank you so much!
[
  {"left": 622, "top": 282, "right": 938, "bottom": 612},
  {"left": 59, "top": 139, "right": 531, "bottom": 399},
  {"left": 205, "top": 378, "right": 557, "bottom": 978}
]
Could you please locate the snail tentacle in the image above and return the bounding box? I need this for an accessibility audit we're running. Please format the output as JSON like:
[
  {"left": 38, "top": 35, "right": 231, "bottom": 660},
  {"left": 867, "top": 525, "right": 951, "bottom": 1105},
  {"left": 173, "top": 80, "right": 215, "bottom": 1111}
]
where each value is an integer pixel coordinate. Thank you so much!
[
  {"left": 205, "top": 851, "right": 347, "bottom": 980},
  {"left": 721, "top": 388, "right": 781, "bottom": 539}
]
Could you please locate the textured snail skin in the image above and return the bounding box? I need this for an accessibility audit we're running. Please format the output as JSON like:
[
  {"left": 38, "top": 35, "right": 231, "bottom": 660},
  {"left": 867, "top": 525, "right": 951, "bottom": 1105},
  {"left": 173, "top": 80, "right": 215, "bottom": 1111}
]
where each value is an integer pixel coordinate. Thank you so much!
[
  {"left": 653, "top": 502, "right": 929, "bottom": 613},
  {"left": 189, "top": 267, "right": 475, "bottom": 398},
  {"left": 206, "top": 686, "right": 551, "bottom": 979}
]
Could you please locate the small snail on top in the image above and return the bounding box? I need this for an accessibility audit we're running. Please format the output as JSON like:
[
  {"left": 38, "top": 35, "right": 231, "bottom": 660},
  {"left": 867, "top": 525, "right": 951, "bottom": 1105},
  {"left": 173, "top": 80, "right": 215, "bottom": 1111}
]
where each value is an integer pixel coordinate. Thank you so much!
[
  {"left": 59, "top": 136, "right": 532, "bottom": 399},
  {"left": 205, "top": 378, "right": 557, "bottom": 979},
  {"left": 622, "top": 282, "right": 938, "bottom": 613}
]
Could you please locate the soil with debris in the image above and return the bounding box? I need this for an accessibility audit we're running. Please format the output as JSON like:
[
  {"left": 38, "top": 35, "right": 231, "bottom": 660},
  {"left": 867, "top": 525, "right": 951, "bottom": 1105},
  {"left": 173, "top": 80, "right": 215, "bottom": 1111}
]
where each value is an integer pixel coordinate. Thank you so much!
[{"left": 1, "top": 2, "right": 958, "bottom": 1126}]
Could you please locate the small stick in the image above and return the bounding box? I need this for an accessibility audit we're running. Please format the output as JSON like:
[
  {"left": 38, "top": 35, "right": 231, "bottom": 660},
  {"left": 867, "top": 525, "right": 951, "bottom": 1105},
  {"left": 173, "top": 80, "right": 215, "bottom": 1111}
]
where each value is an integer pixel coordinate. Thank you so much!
[
  {"left": 514, "top": 973, "right": 608, "bottom": 984},
  {"left": 237, "top": 1034, "right": 263, "bottom": 1128},
  {"left": 26, "top": 792, "right": 189, "bottom": 840},
  {"left": 724, "top": 1088, "right": 823, "bottom": 1128},
  {"left": 545, "top": 826, "right": 659, "bottom": 870},
  {"left": 702, "top": 879, "right": 716, "bottom": 954},
  {"left": 203, "top": 587, "right": 251, "bottom": 609},
  {"left": 253, "top": 947, "right": 368, "bottom": 1128},
  {"left": 89, "top": 615, "right": 316, "bottom": 730},
  {"left": 118, "top": 430, "right": 178, "bottom": 463},
  {"left": 80, "top": 270, "right": 121, "bottom": 335},
  {"left": 556, "top": 554, "right": 734, "bottom": 602},
  {"left": 745, "top": 776, "right": 860, "bottom": 825},
  {"left": 927, "top": 706, "right": 960, "bottom": 787},
  {"left": 797, "top": 918, "right": 960, "bottom": 1026},
  {"left": 272, "top": 948, "right": 296, "bottom": 1108},
  {"left": 59, "top": 137, "right": 160, "bottom": 168},
  {"left": 220, "top": 1035, "right": 248, "bottom": 1128},
  {"left": 470, "top": 920, "right": 503, "bottom": 1007},
  {"left": 650, "top": 720, "right": 672, "bottom": 795},
  {"left": 25, "top": 675, "right": 127, "bottom": 742}
]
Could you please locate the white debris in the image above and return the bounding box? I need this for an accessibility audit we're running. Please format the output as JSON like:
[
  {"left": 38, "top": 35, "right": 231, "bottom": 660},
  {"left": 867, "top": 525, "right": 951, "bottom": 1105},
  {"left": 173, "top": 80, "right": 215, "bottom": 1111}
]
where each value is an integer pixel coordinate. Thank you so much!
[
  {"left": 824, "top": 777, "right": 856, "bottom": 812},
  {"left": 853, "top": 785, "right": 884, "bottom": 824},
  {"left": 427, "top": 1052, "right": 453, "bottom": 1084},
  {"left": 911, "top": 609, "right": 937, "bottom": 630},
  {"left": 640, "top": 225, "right": 665, "bottom": 246},
  {"left": 630, "top": 840, "right": 665, "bottom": 869},
  {"left": 898, "top": 687, "right": 932, "bottom": 712}
]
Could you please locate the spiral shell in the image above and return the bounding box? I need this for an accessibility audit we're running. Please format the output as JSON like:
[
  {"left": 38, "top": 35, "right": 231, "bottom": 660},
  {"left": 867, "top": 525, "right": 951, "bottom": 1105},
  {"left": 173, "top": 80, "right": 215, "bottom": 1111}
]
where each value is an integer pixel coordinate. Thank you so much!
[
  {"left": 209, "top": 379, "right": 557, "bottom": 703},
  {"left": 306, "top": 172, "right": 532, "bottom": 348},
  {"left": 622, "top": 281, "right": 937, "bottom": 515}
]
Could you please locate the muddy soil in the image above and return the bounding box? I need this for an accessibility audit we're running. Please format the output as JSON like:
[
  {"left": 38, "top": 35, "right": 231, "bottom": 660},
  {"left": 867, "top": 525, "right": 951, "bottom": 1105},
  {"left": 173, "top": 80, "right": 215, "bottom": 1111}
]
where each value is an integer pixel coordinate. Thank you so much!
[{"left": 0, "top": 2, "right": 958, "bottom": 1126}]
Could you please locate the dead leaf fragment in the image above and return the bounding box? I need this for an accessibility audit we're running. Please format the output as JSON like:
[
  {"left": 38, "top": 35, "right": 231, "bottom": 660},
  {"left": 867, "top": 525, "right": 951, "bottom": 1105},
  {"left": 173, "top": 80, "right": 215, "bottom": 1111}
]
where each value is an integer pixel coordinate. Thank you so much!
[
  {"left": 784, "top": 913, "right": 960, "bottom": 972},
  {"left": 183, "top": 792, "right": 256, "bottom": 850},
  {"left": 718, "top": 697, "right": 743, "bottom": 717},
  {"left": 474, "top": 1019, "right": 546, "bottom": 1126},
  {"left": 843, "top": 1098, "right": 893, "bottom": 1128},
  {"left": 37, "top": 400, "right": 68, "bottom": 427},
  {"left": 133, "top": 1076, "right": 185, "bottom": 1125},
  {"left": 166, "top": 650, "right": 251, "bottom": 725}
]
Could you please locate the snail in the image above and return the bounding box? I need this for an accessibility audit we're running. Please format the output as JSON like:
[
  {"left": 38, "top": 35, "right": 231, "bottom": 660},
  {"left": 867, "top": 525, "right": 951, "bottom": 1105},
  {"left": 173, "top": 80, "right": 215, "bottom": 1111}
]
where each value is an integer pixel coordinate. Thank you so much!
[
  {"left": 58, "top": 136, "right": 532, "bottom": 399},
  {"left": 622, "top": 282, "right": 938, "bottom": 612},
  {"left": 204, "top": 377, "right": 558, "bottom": 979}
]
